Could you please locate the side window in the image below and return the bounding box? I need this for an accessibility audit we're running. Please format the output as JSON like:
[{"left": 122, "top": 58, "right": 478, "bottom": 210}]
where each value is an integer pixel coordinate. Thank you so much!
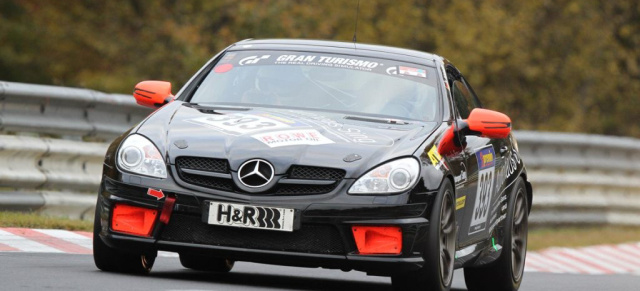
[
  {"left": 451, "top": 76, "right": 482, "bottom": 119},
  {"left": 446, "top": 65, "right": 482, "bottom": 119},
  {"left": 452, "top": 80, "right": 474, "bottom": 119},
  {"left": 461, "top": 77, "right": 482, "bottom": 110}
]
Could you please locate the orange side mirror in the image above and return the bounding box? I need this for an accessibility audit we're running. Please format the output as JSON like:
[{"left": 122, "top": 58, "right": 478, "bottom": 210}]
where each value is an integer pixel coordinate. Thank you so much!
[
  {"left": 467, "top": 108, "right": 511, "bottom": 139},
  {"left": 438, "top": 108, "right": 511, "bottom": 156},
  {"left": 133, "top": 81, "right": 174, "bottom": 109}
]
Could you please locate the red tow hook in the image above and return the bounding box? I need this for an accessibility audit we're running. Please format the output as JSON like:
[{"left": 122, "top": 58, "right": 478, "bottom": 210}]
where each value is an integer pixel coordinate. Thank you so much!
[{"left": 159, "top": 194, "right": 176, "bottom": 224}]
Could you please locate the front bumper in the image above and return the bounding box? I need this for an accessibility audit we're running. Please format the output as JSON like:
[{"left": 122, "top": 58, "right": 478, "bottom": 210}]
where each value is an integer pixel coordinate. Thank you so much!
[{"left": 97, "top": 176, "right": 434, "bottom": 276}]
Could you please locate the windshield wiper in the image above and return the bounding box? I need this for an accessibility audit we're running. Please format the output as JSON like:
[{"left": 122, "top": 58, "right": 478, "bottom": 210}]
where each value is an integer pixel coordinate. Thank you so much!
[{"left": 344, "top": 115, "right": 411, "bottom": 125}]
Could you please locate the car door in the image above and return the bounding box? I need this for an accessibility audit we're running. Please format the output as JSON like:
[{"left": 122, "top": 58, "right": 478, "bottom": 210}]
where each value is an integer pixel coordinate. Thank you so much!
[
  {"left": 442, "top": 66, "right": 472, "bottom": 245},
  {"left": 447, "top": 67, "right": 507, "bottom": 246}
]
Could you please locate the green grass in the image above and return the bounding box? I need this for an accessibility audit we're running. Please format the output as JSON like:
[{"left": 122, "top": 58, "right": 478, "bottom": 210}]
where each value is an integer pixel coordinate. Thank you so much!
[
  {"left": 0, "top": 211, "right": 92, "bottom": 232},
  {"left": 528, "top": 226, "right": 640, "bottom": 251}
]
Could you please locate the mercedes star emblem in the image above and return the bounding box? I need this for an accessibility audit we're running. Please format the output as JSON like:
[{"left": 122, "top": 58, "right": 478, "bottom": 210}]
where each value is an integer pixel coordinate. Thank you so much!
[{"left": 238, "top": 159, "right": 275, "bottom": 188}]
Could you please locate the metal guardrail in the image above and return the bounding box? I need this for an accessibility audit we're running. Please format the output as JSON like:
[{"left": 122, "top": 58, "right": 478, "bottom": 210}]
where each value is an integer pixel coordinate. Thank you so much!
[
  {"left": 0, "top": 81, "right": 151, "bottom": 140},
  {"left": 0, "top": 135, "right": 106, "bottom": 219},
  {"left": 516, "top": 131, "right": 640, "bottom": 226},
  {"left": 0, "top": 81, "right": 639, "bottom": 225}
]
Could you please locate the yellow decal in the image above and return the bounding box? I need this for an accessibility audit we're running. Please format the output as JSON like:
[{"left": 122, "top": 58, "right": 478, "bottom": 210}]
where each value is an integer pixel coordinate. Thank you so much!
[
  {"left": 456, "top": 196, "right": 466, "bottom": 210},
  {"left": 427, "top": 145, "right": 442, "bottom": 166},
  {"left": 482, "top": 153, "right": 494, "bottom": 165}
]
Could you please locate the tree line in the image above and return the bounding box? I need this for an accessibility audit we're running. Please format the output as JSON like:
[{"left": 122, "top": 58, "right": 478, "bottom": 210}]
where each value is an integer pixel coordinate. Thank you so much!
[{"left": 1, "top": 0, "right": 638, "bottom": 136}]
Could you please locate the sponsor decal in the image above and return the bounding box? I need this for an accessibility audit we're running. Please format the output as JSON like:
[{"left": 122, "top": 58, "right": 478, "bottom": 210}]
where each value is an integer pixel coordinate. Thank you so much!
[
  {"left": 186, "top": 113, "right": 304, "bottom": 136},
  {"left": 454, "top": 162, "right": 467, "bottom": 185},
  {"left": 469, "top": 146, "right": 496, "bottom": 235},
  {"left": 147, "top": 188, "right": 165, "bottom": 200},
  {"left": 252, "top": 129, "right": 334, "bottom": 148},
  {"left": 239, "top": 55, "right": 271, "bottom": 65},
  {"left": 488, "top": 213, "right": 506, "bottom": 233},
  {"left": 505, "top": 149, "right": 522, "bottom": 179},
  {"left": 456, "top": 196, "right": 466, "bottom": 210},
  {"left": 227, "top": 51, "right": 437, "bottom": 87},
  {"left": 387, "top": 66, "right": 428, "bottom": 79},
  {"left": 399, "top": 66, "right": 427, "bottom": 78},
  {"left": 275, "top": 54, "right": 381, "bottom": 71},
  {"left": 209, "top": 202, "right": 294, "bottom": 232},
  {"left": 275, "top": 55, "right": 318, "bottom": 63},
  {"left": 477, "top": 147, "right": 496, "bottom": 169}
]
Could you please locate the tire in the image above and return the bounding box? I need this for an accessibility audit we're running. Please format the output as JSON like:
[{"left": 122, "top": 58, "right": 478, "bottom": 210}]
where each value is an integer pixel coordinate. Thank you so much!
[
  {"left": 392, "top": 178, "right": 456, "bottom": 291},
  {"left": 93, "top": 198, "right": 156, "bottom": 274},
  {"left": 179, "top": 253, "right": 235, "bottom": 272},
  {"left": 464, "top": 177, "right": 529, "bottom": 291}
]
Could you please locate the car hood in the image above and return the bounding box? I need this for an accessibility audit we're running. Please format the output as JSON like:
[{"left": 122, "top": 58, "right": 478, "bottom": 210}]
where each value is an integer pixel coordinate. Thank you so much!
[{"left": 136, "top": 102, "right": 438, "bottom": 178}]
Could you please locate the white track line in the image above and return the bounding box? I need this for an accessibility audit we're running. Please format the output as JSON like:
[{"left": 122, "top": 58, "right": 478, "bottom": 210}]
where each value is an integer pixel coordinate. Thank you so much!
[
  {"left": 616, "top": 244, "right": 640, "bottom": 258},
  {"left": 33, "top": 229, "right": 93, "bottom": 250},
  {"left": 526, "top": 252, "right": 580, "bottom": 274},
  {"left": 559, "top": 248, "right": 626, "bottom": 273},
  {"left": 542, "top": 249, "right": 606, "bottom": 274},
  {"left": 0, "top": 229, "right": 63, "bottom": 253},
  {"left": 581, "top": 247, "right": 640, "bottom": 272}
]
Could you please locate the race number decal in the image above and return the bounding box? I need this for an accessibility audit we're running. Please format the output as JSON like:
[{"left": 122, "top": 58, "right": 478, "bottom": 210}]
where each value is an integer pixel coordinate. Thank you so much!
[
  {"left": 469, "top": 146, "right": 496, "bottom": 235},
  {"left": 186, "top": 113, "right": 294, "bottom": 136}
]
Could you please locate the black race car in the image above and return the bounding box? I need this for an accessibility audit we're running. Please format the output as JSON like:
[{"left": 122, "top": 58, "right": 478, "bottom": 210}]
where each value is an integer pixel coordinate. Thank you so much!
[{"left": 94, "top": 39, "right": 532, "bottom": 291}]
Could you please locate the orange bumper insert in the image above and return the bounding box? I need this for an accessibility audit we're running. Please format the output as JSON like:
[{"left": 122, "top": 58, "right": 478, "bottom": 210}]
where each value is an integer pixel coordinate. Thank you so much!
[
  {"left": 352, "top": 226, "right": 402, "bottom": 255},
  {"left": 111, "top": 204, "right": 157, "bottom": 237}
]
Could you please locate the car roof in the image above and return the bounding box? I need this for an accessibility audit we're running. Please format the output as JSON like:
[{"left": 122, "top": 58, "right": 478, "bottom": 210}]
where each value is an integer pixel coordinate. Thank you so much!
[{"left": 228, "top": 39, "right": 443, "bottom": 67}]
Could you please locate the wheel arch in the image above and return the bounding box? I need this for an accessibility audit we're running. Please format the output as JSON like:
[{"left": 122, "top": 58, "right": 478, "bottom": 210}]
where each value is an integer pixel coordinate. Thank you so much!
[{"left": 519, "top": 173, "right": 533, "bottom": 213}]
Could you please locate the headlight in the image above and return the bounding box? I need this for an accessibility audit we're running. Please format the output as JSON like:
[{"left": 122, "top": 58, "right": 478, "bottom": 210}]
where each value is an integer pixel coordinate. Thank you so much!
[
  {"left": 349, "top": 157, "right": 420, "bottom": 194},
  {"left": 117, "top": 134, "right": 167, "bottom": 178}
]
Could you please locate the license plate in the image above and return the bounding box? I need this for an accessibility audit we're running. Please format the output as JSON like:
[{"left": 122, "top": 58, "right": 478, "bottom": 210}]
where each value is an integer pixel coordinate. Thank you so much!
[{"left": 207, "top": 201, "right": 295, "bottom": 232}]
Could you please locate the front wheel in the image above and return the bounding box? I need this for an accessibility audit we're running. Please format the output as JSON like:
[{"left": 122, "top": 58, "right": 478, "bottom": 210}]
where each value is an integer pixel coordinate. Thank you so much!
[
  {"left": 392, "top": 178, "right": 456, "bottom": 291},
  {"left": 93, "top": 198, "right": 156, "bottom": 274},
  {"left": 464, "top": 177, "right": 529, "bottom": 291}
]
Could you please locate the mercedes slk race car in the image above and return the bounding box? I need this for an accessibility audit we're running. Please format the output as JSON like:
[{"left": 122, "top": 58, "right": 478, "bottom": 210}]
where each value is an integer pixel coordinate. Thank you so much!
[{"left": 94, "top": 39, "right": 532, "bottom": 291}]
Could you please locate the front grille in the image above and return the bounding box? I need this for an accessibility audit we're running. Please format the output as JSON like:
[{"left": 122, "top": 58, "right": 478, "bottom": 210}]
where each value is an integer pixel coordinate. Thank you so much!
[
  {"left": 176, "top": 157, "right": 229, "bottom": 173},
  {"left": 289, "top": 166, "right": 345, "bottom": 180},
  {"left": 161, "top": 213, "right": 345, "bottom": 255},
  {"left": 174, "top": 158, "right": 345, "bottom": 195}
]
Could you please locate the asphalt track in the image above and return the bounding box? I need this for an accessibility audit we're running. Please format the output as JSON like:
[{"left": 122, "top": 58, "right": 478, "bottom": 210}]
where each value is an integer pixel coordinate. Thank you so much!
[{"left": 1, "top": 253, "right": 638, "bottom": 290}]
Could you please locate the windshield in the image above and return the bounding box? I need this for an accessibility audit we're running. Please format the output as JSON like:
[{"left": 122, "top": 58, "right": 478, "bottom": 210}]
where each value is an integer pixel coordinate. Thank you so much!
[{"left": 189, "top": 51, "right": 440, "bottom": 121}]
